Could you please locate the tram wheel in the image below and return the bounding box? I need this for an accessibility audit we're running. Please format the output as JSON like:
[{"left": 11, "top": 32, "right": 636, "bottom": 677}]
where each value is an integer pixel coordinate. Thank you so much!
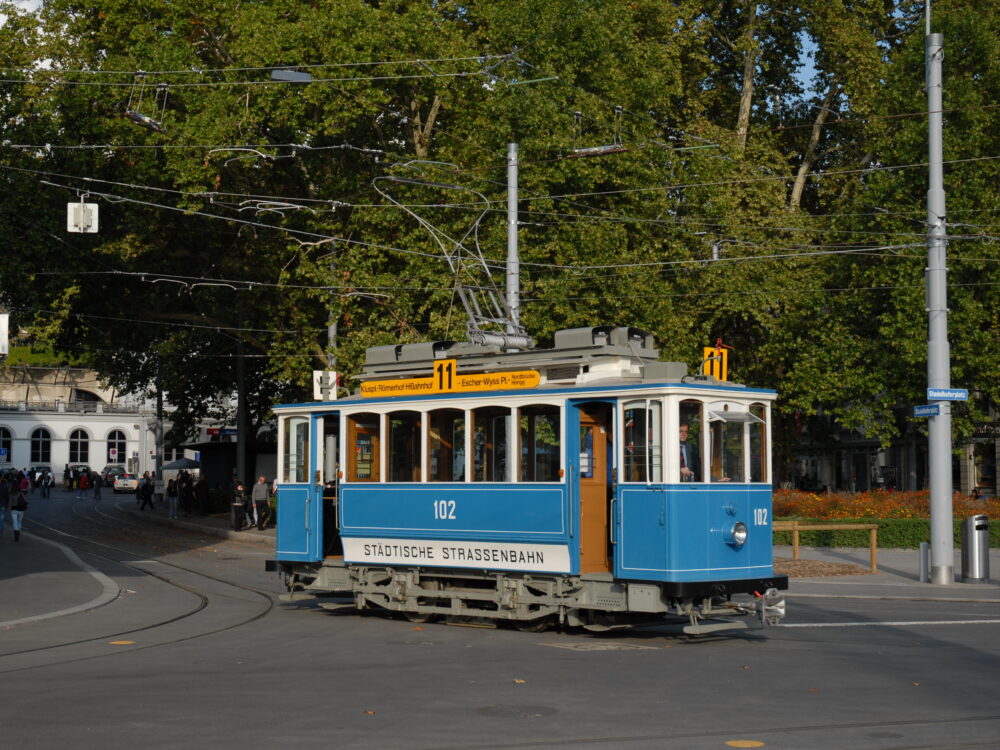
[
  {"left": 403, "top": 610, "right": 438, "bottom": 623},
  {"left": 514, "top": 615, "right": 554, "bottom": 633}
]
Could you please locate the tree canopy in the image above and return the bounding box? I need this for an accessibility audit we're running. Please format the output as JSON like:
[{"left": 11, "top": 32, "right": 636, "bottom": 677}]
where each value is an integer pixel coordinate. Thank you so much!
[{"left": 0, "top": 0, "right": 996, "bottom": 464}]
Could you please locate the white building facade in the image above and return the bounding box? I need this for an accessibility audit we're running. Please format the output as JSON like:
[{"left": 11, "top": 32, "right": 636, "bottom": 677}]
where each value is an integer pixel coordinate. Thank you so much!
[{"left": 0, "top": 367, "right": 158, "bottom": 475}]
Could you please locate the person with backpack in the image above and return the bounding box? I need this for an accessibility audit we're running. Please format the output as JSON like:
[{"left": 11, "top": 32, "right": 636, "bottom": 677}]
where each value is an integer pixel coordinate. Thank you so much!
[
  {"left": 10, "top": 477, "right": 27, "bottom": 541},
  {"left": 138, "top": 476, "right": 155, "bottom": 510}
]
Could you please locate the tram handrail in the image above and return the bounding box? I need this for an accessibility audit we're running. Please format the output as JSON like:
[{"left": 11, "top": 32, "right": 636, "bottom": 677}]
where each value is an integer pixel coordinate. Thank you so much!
[{"left": 772, "top": 520, "right": 878, "bottom": 574}]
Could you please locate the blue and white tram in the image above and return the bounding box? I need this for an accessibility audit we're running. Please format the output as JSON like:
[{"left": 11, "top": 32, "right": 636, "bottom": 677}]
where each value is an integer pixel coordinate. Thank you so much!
[{"left": 268, "top": 326, "right": 787, "bottom": 633}]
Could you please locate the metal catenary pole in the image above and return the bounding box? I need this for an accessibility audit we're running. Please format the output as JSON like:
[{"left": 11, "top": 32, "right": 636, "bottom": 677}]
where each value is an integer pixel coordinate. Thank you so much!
[
  {"left": 506, "top": 143, "right": 520, "bottom": 334},
  {"left": 925, "top": 24, "right": 954, "bottom": 585}
]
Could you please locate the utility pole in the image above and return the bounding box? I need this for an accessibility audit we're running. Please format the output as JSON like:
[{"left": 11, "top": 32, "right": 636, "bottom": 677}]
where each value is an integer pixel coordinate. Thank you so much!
[
  {"left": 236, "top": 310, "right": 248, "bottom": 487},
  {"left": 506, "top": 143, "right": 520, "bottom": 333},
  {"left": 925, "top": 14, "right": 954, "bottom": 585},
  {"left": 155, "top": 358, "right": 163, "bottom": 480}
]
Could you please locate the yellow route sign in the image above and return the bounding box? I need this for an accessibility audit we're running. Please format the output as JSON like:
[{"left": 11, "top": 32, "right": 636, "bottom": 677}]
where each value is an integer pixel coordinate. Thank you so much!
[{"left": 361, "top": 359, "right": 541, "bottom": 398}]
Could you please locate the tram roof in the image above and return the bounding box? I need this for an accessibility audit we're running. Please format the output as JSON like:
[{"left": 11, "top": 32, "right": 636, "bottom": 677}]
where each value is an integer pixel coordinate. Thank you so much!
[
  {"left": 275, "top": 326, "right": 776, "bottom": 412},
  {"left": 358, "top": 325, "right": 664, "bottom": 380}
]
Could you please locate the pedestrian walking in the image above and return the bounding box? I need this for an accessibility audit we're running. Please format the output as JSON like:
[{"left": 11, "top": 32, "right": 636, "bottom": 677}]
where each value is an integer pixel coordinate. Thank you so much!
[
  {"left": 10, "top": 482, "right": 28, "bottom": 541},
  {"left": 91, "top": 470, "right": 102, "bottom": 500},
  {"left": 0, "top": 474, "right": 9, "bottom": 538},
  {"left": 180, "top": 471, "right": 194, "bottom": 517},
  {"left": 251, "top": 475, "right": 270, "bottom": 531},
  {"left": 166, "top": 478, "right": 179, "bottom": 519},
  {"left": 77, "top": 469, "right": 90, "bottom": 499},
  {"left": 138, "top": 476, "right": 154, "bottom": 510},
  {"left": 41, "top": 471, "right": 52, "bottom": 498},
  {"left": 231, "top": 481, "right": 247, "bottom": 531}
]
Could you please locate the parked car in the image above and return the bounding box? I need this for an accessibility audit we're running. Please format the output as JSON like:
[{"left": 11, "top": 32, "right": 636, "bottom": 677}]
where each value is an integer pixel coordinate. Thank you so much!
[
  {"left": 113, "top": 473, "right": 139, "bottom": 494},
  {"left": 102, "top": 465, "right": 127, "bottom": 486}
]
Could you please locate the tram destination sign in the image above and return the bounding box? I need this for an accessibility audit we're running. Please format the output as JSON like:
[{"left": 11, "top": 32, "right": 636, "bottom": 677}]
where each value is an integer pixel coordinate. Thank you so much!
[
  {"left": 361, "top": 359, "right": 541, "bottom": 398},
  {"left": 927, "top": 388, "right": 968, "bottom": 401}
]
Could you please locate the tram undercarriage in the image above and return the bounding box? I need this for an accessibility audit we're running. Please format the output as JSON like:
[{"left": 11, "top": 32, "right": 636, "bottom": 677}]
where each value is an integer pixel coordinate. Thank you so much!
[{"left": 273, "top": 560, "right": 787, "bottom": 634}]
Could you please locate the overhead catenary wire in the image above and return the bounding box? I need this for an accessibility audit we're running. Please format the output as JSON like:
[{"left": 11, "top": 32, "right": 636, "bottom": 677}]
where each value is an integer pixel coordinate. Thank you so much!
[
  {"left": 22, "top": 173, "right": 999, "bottom": 278},
  {"left": 0, "top": 53, "right": 513, "bottom": 78}
]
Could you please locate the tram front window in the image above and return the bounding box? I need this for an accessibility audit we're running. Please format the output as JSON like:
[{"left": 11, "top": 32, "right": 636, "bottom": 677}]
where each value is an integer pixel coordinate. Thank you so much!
[
  {"left": 710, "top": 419, "right": 743, "bottom": 482},
  {"left": 749, "top": 404, "right": 767, "bottom": 483},
  {"left": 679, "top": 400, "right": 703, "bottom": 482}
]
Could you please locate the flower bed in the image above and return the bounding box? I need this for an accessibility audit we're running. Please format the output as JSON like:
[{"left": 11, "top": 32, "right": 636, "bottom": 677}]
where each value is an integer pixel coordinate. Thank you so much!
[{"left": 773, "top": 489, "right": 1000, "bottom": 548}]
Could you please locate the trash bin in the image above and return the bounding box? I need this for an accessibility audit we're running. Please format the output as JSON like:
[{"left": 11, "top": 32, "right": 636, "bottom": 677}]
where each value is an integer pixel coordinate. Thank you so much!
[
  {"left": 960, "top": 514, "right": 989, "bottom": 583},
  {"left": 231, "top": 501, "right": 245, "bottom": 532}
]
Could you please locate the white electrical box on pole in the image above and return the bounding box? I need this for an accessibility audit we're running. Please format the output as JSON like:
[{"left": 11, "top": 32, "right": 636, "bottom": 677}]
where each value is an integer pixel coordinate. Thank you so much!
[
  {"left": 313, "top": 370, "right": 338, "bottom": 401},
  {"left": 67, "top": 201, "right": 99, "bottom": 233}
]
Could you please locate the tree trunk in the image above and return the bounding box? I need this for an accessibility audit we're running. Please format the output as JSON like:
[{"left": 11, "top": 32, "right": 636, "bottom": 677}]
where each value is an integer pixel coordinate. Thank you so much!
[
  {"left": 789, "top": 80, "right": 840, "bottom": 210},
  {"left": 411, "top": 95, "right": 442, "bottom": 159},
  {"left": 735, "top": 1, "right": 758, "bottom": 150}
]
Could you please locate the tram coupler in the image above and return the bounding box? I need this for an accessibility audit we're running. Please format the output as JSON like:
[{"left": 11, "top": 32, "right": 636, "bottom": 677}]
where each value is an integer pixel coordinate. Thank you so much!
[{"left": 739, "top": 587, "right": 786, "bottom": 627}]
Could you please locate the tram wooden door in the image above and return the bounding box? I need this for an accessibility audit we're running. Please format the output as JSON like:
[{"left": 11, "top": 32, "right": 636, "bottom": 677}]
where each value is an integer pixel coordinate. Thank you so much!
[{"left": 578, "top": 403, "right": 612, "bottom": 574}]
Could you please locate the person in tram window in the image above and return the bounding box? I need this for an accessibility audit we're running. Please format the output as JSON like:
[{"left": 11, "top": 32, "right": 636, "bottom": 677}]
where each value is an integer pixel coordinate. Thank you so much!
[{"left": 679, "top": 422, "right": 699, "bottom": 482}]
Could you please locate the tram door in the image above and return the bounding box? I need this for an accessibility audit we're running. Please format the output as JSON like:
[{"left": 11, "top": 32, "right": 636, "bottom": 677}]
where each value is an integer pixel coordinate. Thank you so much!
[
  {"left": 578, "top": 403, "right": 613, "bottom": 574},
  {"left": 317, "top": 414, "right": 342, "bottom": 557}
]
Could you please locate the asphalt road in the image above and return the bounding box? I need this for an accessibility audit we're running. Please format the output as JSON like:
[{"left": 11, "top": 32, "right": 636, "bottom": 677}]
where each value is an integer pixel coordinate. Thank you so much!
[{"left": 2, "top": 493, "right": 999, "bottom": 750}]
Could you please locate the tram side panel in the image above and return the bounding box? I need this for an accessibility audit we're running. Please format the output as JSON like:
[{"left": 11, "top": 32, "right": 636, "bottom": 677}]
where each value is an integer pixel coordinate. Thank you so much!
[{"left": 338, "top": 481, "right": 573, "bottom": 575}]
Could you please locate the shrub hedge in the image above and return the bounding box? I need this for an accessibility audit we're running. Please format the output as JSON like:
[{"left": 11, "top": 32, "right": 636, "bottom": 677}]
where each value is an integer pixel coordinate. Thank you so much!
[{"left": 773, "top": 517, "right": 998, "bottom": 549}]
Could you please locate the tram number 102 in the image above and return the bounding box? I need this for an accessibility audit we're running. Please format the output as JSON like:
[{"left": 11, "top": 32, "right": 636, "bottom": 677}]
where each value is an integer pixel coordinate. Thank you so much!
[
  {"left": 753, "top": 508, "right": 768, "bottom": 526},
  {"left": 434, "top": 499, "right": 457, "bottom": 520}
]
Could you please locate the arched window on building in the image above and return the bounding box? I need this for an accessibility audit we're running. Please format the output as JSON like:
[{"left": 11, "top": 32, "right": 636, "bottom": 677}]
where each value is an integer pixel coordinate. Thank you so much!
[
  {"left": 107, "top": 429, "right": 127, "bottom": 465},
  {"left": 69, "top": 428, "right": 90, "bottom": 464},
  {"left": 31, "top": 428, "right": 52, "bottom": 464},
  {"left": 0, "top": 427, "right": 11, "bottom": 465}
]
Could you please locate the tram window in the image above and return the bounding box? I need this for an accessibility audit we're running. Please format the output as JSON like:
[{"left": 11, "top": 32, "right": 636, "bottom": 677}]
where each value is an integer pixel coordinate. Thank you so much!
[
  {"left": 348, "top": 413, "right": 381, "bottom": 482},
  {"left": 519, "top": 405, "right": 560, "bottom": 482},
  {"left": 749, "top": 404, "right": 767, "bottom": 483},
  {"left": 282, "top": 416, "right": 309, "bottom": 483},
  {"left": 623, "top": 400, "right": 662, "bottom": 483},
  {"left": 679, "top": 400, "right": 703, "bottom": 482},
  {"left": 472, "top": 406, "right": 511, "bottom": 482},
  {"left": 710, "top": 419, "right": 744, "bottom": 482},
  {"left": 428, "top": 409, "right": 465, "bottom": 482},
  {"left": 389, "top": 411, "right": 421, "bottom": 482}
]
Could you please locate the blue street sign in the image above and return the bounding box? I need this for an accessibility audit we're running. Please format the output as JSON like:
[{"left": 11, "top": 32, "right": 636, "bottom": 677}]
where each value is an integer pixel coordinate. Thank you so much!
[
  {"left": 914, "top": 404, "right": 941, "bottom": 418},
  {"left": 927, "top": 388, "right": 968, "bottom": 401},
  {"left": 0, "top": 448, "right": 7, "bottom": 458}
]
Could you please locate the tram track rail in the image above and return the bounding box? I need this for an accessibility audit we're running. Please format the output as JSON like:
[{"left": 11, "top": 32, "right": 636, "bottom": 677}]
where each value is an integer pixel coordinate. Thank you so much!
[{"left": 0, "top": 510, "right": 275, "bottom": 674}]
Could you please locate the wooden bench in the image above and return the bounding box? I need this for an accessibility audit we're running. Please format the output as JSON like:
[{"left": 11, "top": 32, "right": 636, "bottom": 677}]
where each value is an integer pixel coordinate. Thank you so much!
[{"left": 773, "top": 520, "right": 878, "bottom": 574}]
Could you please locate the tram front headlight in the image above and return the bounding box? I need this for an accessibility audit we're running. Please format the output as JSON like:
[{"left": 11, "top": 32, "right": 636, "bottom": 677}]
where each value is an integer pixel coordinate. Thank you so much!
[{"left": 726, "top": 521, "right": 748, "bottom": 548}]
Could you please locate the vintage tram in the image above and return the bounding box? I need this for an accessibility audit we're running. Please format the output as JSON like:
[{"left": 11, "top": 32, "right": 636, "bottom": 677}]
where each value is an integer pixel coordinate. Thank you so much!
[{"left": 268, "top": 326, "right": 786, "bottom": 633}]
